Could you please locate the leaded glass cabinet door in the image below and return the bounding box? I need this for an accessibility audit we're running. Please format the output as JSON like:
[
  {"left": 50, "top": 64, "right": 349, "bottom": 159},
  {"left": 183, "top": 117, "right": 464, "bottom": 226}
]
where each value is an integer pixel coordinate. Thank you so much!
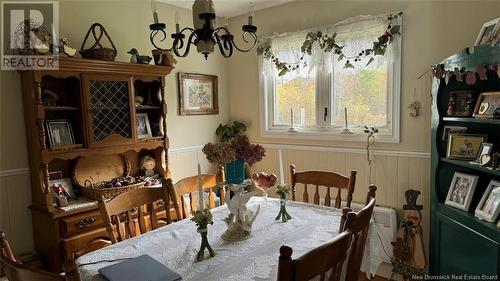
[{"left": 83, "top": 75, "right": 136, "bottom": 147}]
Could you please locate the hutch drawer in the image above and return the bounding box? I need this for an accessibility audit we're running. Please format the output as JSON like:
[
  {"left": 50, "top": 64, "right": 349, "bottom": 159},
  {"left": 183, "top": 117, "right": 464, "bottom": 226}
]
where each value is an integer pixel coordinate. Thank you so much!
[{"left": 60, "top": 210, "right": 103, "bottom": 237}]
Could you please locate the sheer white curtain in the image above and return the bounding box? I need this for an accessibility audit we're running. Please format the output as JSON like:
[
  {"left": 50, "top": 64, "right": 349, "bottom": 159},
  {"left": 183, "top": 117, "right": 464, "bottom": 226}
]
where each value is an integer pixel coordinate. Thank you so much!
[{"left": 261, "top": 13, "right": 400, "bottom": 76}]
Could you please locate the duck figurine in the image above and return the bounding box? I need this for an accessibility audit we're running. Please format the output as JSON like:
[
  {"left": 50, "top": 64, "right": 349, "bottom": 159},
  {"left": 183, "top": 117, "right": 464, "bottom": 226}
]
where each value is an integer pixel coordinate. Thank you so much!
[
  {"left": 59, "top": 37, "right": 76, "bottom": 57},
  {"left": 128, "top": 48, "right": 152, "bottom": 64}
]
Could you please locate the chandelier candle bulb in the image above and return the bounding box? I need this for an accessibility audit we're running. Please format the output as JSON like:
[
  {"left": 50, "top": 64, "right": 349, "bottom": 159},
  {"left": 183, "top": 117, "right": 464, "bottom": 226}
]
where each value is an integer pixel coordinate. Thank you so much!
[
  {"left": 198, "top": 163, "right": 203, "bottom": 211},
  {"left": 175, "top": 11, "right": 180, "bottom": 33}
]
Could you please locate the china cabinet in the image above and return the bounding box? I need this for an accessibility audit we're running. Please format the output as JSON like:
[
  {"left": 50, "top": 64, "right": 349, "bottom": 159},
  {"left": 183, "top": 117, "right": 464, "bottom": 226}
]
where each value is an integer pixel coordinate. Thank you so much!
[
  {"left": 19, "top": 58, "right": 175, "bottom": 272},
  {"left": 430, "top": 46, "right": 500, "bottom": 274}
]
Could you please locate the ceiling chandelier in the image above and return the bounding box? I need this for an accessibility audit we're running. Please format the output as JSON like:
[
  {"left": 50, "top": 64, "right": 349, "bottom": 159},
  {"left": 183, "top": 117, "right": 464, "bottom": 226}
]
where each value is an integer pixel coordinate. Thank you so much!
[{"left": 149, "top": 0, "right": 258, "bottom": 59}]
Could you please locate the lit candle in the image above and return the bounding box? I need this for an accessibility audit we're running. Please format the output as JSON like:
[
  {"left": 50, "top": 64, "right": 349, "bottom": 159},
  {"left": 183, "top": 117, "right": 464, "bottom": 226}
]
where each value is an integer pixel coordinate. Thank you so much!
[
  {"left": 175, "top": 11, "right": 180, "bottom": 33},
  {"left": 278, "top": 148, "right": 284, "bottom": 185},
  {"left": 197, "top": 163, "right": 203, "bottom": 211}
]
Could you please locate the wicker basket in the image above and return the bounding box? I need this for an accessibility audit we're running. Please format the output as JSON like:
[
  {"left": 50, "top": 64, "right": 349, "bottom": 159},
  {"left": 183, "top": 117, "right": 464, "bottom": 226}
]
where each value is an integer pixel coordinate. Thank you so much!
[
  {"left": 74, "top": 155, "right": 144, "bottom": 200},
  {"left": 82, "top": 180, "right": 143, "bottom": 200},
  {"left": 79, "top": 23, "right": 117, "bottom": 61}
]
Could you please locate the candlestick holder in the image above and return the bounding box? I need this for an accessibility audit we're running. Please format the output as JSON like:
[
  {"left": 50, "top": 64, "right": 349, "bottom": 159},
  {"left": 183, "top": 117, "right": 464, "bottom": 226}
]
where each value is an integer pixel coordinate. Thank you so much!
[
  {"left": 191, "top": 209, "right": 215, "bottom": 261},
  {"left": 275, "top": 185, "right": 292, "bottom": 223}
]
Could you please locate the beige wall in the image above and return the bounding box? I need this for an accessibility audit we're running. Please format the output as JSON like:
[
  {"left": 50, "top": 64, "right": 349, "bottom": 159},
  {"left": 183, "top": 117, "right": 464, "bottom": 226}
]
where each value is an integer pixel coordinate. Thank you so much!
[
  {"left": 227, "top": 0, "right": 500, "bottom": 273},
  {"left": 0, "top": 0, "right": 228, "bottom": 254}
]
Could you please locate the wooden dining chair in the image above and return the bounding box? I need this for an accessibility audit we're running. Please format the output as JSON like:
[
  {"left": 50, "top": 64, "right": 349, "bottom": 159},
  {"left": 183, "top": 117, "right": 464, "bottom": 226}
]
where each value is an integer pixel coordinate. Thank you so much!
[
  {"left": 98, "top": 179, "right": 179, "bottom": 244},
  {"left": 290, "top": 165, "right": 356, "bottom": 208},
  {"left": 341, "top": 185, "right": 377, "bottom": 281},
  {"left": 277, "top": 214, "right": 356, "bottom": 281},
  {"left": 1, "top": 231, "right": 66, "bottom": 281},
  {"left": 173, "top": 174, "right": 220, "bottom": 219}
]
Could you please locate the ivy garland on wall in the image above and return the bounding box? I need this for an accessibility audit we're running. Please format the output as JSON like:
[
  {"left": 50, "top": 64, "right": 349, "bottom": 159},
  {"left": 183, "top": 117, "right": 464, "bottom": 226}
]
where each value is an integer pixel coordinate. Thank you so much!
[{"left": 256, "top": 12, "right": 403, "bottom": 76}]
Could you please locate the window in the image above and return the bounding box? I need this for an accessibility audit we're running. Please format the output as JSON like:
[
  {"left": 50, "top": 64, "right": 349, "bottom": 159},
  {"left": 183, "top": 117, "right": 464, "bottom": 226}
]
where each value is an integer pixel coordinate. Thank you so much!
[{"left": 260, "top": 15, "right": 401, "bottom": 143}]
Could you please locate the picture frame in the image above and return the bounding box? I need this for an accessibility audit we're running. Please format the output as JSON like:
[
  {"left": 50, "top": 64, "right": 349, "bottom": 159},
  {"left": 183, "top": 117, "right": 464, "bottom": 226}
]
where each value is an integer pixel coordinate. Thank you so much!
[
  {"left": 136, "top": 113, "right": 152, "bottom": 139},
  {"left": 46, "top": 120, "right": 75, "bottom": 147},
  {"left": 473, "top": 92, "right": 500, "bottom": 119},
  {"left": 441, "top": 126, "right": 467, "bottom": 141},
  {"left": 49, "top": 178, "right": 75, "bottom": 198},
  {"left": 445, "top": 172, "right": 479, "bottom": 211},
  {"left": 475, "top": 17, "right": 500, "bottom": 46},
  {"left": 446, "top": 134, "right": 487, "bottom": 160},
  {"left": 475, "top": 180, "right": 500, "bottom": 223},
  {"left": 177, "top": 72, "right": 219, "bottom": 116},
  {"left": 474, "top": 142, "right": 494, "bottom": 164}
]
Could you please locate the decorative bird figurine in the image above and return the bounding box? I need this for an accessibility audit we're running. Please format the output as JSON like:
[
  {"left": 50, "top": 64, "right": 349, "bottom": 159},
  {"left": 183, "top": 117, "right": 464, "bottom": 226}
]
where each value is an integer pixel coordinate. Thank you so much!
[
  {"left": 128, "top": 48, "right": 152, "bottom": 64},
  {"left": 59, "top": 37, "right": 76, "bottom": 57}
]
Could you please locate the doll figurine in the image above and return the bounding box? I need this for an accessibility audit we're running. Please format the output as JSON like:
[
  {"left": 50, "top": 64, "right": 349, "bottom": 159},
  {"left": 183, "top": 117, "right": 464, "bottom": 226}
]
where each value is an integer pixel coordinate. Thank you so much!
[
  {"left": 447, "top": 94, "right": 456, "bottom": 116},
  {"left": 140, "top": 155, "right": 156, "bottom": 177}
]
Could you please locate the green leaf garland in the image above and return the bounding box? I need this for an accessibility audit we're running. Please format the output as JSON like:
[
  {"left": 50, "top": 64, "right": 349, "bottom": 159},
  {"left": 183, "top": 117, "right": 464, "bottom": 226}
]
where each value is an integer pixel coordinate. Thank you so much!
[{"left": 257, "top": 12, "right": 402, "bottom": 76}]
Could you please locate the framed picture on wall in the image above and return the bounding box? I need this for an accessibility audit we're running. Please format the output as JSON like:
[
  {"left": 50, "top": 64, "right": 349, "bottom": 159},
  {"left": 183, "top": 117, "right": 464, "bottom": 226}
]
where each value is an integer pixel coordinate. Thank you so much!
[
  {"left": 475, "top": 17, "right": 500, "bottom": 46},
  {"left": 445, "top": 172, "right": 479, "bottom": 211},
  {"left": 177, "top": 72, "right": 219, "bottom": 115},
  {"left": 475, "top": 180, "right": 500, "bottom": 222}
]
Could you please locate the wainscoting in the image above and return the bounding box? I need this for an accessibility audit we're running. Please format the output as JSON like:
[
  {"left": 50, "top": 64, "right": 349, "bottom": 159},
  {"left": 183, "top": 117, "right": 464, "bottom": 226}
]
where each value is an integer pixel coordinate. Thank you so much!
[
  {"left": 0, "top": 146, "right": 211, "bottom": 256},
  {"left": 251, "top": 144, "right": 431, "bottom": 263},
  {"left": 0, "top": 144, "right": 430, "bottom": 267}
]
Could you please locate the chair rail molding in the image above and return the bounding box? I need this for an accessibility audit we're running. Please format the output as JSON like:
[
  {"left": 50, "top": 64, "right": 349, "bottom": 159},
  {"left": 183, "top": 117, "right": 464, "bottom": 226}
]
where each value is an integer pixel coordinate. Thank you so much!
[
  {"left": 261, "top": 143, "right": 430, "bottom": 158},
  {"left": 0, "top": 168, "right": 30, "bottom": 178}
]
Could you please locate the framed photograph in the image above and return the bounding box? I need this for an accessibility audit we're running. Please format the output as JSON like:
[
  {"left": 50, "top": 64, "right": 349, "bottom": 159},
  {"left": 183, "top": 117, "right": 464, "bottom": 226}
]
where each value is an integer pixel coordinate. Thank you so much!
[
  {"left": 474, "top": 142, "right": 494, "bottom": 163},
  {"left": 177, "top": 72, "right": 219, "bottom": 115},
  {"left": 475, "top": 17, "right": 500, "bottom": 46},
  {"left": 475, "top": 180, "right": 500, "bottom": 222},
  {"left": 442, "top": 126, "right": 467, "bottom": 141},
  {"left": 49, "top": 178, "right": 75, "bottom": 198},
  {"left": 446, "top": 134, "right": 487, "bottom": 160},
  {"left": 46, "top": 120, "right": 75, "bottom": 147},
  {"left": 473, "top": 92, "right": 500, "bottom": 119},
  {"left": 445, "top": 172, "right": 479, "bottom": 211},
  {"left": 136, "top": 113, "right": 152, "bottom": 139}
]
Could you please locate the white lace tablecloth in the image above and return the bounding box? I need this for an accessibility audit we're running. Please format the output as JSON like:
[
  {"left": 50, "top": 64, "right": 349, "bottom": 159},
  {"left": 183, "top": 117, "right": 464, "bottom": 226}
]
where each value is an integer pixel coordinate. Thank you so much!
[{"left": 77, "top": 197, "right": 382, "bottom": 281}]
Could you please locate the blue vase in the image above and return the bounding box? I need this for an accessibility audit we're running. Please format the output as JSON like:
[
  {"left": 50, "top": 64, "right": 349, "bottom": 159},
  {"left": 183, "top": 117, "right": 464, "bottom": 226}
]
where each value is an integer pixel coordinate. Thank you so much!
[{"left": 225, "top": 158, "right": 245, "bottom": 184}]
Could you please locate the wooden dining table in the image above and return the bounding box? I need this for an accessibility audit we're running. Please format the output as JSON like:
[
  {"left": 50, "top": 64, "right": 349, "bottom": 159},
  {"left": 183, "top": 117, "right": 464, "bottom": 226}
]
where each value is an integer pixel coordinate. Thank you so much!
[{"left": 76, "top": 197, "right": 382, "bottom": 281}]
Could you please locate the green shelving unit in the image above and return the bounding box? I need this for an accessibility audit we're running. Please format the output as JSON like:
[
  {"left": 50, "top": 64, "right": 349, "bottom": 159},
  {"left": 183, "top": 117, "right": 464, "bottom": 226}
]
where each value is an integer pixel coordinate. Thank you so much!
[{"left": 430, "top": 46, "right": 500, "bottom": 275}]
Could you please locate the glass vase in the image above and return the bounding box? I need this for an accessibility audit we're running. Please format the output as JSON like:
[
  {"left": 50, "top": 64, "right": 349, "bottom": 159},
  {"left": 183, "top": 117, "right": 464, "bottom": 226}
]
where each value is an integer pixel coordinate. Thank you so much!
[
  {"left": 196, "top": 227, "right": 215, "bottom": 262},
  {"left": 275, "top": 196, "right": 292, "bottom": 222}
]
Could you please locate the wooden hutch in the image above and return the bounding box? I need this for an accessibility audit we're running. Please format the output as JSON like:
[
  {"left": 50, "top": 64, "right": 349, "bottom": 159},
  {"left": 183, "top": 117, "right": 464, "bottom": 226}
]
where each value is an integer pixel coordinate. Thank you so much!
[{"left": 19, "top": 58, "right": 175, "bottom": 272}]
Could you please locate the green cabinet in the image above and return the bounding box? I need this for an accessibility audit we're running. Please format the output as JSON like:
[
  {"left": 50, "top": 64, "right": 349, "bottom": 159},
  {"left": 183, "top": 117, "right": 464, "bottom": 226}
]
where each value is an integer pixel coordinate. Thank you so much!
[{"left": 430, "top": 47, "right": 500, "bottom": 275}]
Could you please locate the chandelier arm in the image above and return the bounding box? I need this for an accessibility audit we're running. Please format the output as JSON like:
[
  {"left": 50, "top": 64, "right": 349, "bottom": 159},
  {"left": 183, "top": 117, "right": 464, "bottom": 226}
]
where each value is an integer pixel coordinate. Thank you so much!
[
  {"left": 213, "top": 33, "right": 233, "bottom": 58},
  {"left": 173, "top": 31, "right": 197, "bottom": 57},
  {"left": 232, "top": 32, "right": 257, "bottom": 52},
  {"left": 150, "top": 29, "right": 172, "bottom": 51}
]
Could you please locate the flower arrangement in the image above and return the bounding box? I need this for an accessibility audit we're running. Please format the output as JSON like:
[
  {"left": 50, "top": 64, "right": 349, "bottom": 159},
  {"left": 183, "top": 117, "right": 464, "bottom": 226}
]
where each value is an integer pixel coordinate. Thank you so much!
[
  {"left": 191, "top": 209, "right": 215, "bottom": 261},
  {"left": 276, "top": 185, "right": 291, "bottom": 199},
  {"left": 202, "top": 134, "right": 265, "bottom": 167}
]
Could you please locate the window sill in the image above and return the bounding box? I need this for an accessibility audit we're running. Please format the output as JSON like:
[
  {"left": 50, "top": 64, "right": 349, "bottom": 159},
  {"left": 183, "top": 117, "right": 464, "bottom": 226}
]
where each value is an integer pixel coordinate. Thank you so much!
[{"left": 261, "top": 128, "right": 400, "bottom": 143}]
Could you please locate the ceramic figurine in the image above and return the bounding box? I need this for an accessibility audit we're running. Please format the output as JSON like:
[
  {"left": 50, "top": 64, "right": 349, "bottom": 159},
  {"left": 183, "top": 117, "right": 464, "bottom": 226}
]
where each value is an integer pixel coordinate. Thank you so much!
[
  {"left": 447, "top": 94, "right": 456, "bottom": 116},
  {"left": 128, "top": 48, "right": 152, "bottom": 64},
  {"left": 221, "top": 183, "right": 260, "bottom": 241},
  {"left": 140, "top": 155, "right": 156, "bottom": 177},
  {"left": 464, "top": 92, "right": 474, "bottom": 116},
  {"left": 59, "top": 37, "right": 77, "bottom": 57}
]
